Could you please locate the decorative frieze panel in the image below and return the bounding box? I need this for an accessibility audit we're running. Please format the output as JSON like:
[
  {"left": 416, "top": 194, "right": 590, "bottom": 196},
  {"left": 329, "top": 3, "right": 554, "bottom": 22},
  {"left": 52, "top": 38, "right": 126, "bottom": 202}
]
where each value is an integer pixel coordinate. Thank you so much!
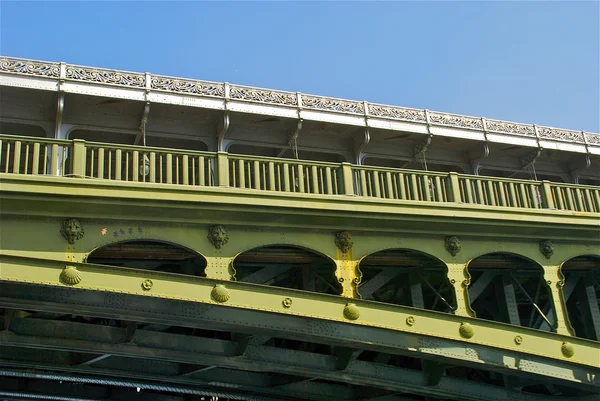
[
  {"left": 230, "top": 86, "right": 297, "bottom": 106},
  {"left": 368, "top": 104, "right": 426, "bottom": 122},
  {"left": 151, "top": 76, "right": 224, "bottom": 97},
  {"left": 66, "top": 66, "right": 146, "bottom": 87},
  {"left": 486, "top": 119, "right": 536, "bottom": 137},
  {"left": 0, "top": 58, "right": 60, "bottom": 77},
  {"left": 302, "top": 95, "right": 364, "bottom": 114},
  {"left": 537, "top": 127, "right": 585, "bottom": 143},
  {"left": 428, "top": 112, "right": 483, "bottom": 130},
  {"left": 586, "top": 133, "right": 600, "bottom": 145}
]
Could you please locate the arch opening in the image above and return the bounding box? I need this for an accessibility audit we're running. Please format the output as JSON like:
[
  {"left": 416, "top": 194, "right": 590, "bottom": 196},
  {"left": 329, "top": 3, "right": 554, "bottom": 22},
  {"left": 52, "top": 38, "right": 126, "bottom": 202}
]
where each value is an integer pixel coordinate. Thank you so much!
[
  {"left": 358, "top": 249, "right": 455, "bottom": 312},
  {"left": 560, "top": 255, "right": 600, "bottom": 341},
  {"left": 233, "top": 245, "right": 339, "bottom": 295},
  {"left": 467, "top": 253, "right": 552, "bottom": 329},
  {"left": 86, "top": 240, "right": 206, "bottom": 277}
]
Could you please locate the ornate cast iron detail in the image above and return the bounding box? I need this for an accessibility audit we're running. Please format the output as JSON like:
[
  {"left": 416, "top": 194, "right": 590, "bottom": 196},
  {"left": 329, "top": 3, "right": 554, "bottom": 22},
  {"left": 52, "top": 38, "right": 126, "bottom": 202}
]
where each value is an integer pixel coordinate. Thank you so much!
[
  {"left": 60, "top": 218, "right": 84, "bottom": 245},
  {"left": 141, "top": 279, "right": 153, "bottom": 291},
  {"left": 66, "top": 66, "right": 145, "bottom": 87},
  {"left": 334, "top": 231, "right": 353, "bottom": 253},
  {"left": 514, "top": 335, "right": 523, "bottom": 345},
  {"left": 368, "top": 104, "right": 426, "bottom": 122},
  {"left": 282, "top": 298, "right": 293, "bottom": 308},
  {"left": 302, "top": 95, "right": 364, "bottom": 114},
  {"left": 428, "top": 112, "right": 483, "bottom": 130},
  {"left": 459, "top": 322, "right": 474, "bottom": 339},
  {"left": 561, "top": 342, "right": 575, "bottom": 358},
  {"left": 586, "top": 133, "right": 600, "bottom": 145},
  {"left": 60, "top": 266, "right": 82, "bottom": 286},
  {"left": 211, "top": 284, "right": 231, "bottom": 303},
  {"left": 343, "top": 303, "right": 360, "bottom": 320},
  {"left": 151, "top": 76, "right": 224, "bottom": 97},
  {"left": 537, "top": 127, "right": 585, "bottom": 143},
  {"left": 444, "top": 236, "right": 461, "bottom": 256},
  {"left": 485, "top": 119, "right": 536, "bottom": 137},
  {"left": 406, "top": 316, "right": 415, "bottom": 326},
  {"left": 0, "top": 58, "right": 60, "bottom": 77},
  {"left": 539, "top": 240, "right": 554, "bottom": 259},
  {"left": 230, "top": 86, "right": 297, "bottom": 106},
  {"left": 208, "top": 225, "right": 229, "bottom": 249}
]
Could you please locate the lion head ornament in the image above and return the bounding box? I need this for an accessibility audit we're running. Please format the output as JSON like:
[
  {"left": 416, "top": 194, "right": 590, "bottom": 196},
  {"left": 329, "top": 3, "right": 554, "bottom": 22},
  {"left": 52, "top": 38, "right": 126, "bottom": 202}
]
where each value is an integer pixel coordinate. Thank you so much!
[{"left": 60, "top": 218, "right": 84, "bottom": 244}]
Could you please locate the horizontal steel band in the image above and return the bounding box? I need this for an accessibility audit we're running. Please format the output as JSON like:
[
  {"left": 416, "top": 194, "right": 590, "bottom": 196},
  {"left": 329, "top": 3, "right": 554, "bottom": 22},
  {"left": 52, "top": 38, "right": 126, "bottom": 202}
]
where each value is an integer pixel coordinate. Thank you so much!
[
  {"left": 0, "top": 56, "right": 597, "bottom": 146},
  {"left": 1, "top": 253, "right": 598, "bottom": 369}
]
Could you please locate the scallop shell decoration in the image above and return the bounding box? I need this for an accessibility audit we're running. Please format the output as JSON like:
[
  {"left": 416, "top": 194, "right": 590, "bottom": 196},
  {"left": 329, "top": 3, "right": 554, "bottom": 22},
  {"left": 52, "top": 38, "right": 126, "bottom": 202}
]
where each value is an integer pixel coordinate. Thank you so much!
[
  {"left": 343, "top": 303, "right": 360, "bottom": 320},
  {"left": 60, "top": 265, "right": 82, "bottom": 286},
  {"left": 211, "top": 284, "right": 231, "bottom": 303}
]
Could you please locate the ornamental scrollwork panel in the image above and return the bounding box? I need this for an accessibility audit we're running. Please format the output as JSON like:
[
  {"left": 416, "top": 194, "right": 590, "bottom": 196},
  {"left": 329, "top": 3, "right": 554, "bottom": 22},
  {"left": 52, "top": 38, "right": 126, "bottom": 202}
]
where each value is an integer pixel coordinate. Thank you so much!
[
  {"left": 0, "top": 58, "right": 60, "bottom": 77},
  {"left": 368, "top": 104, "right": 427, "bottom": 122},
  {"left": 428, "top": 112, "right": 483, "bottom": 130},
  {"left": 537, "top": 127, "right": 585, "bottom": 143},
  {"left": 586, "top": 133, "right": 600, "bottom": 145},
  {"left": 302, "top": 95, "right": 364, "bottom": 114},
  {"left": 66, "top": 66, "right": 145, "bottom": 87},
  {"left": 151, "top": 76, "right": 224, "bottom": 97},
  {"left": 485, "top": 119, "right": 536, "bottom": 137},
  {"left": 230, "top": 86, "right": 297, "bottom": 106}
]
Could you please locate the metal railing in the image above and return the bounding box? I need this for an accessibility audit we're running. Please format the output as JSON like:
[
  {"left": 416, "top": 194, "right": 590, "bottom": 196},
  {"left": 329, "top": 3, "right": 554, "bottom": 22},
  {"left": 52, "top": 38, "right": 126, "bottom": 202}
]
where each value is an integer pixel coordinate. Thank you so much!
[{"left": 1, "top": 134, "right": 599, "bottom": 213}]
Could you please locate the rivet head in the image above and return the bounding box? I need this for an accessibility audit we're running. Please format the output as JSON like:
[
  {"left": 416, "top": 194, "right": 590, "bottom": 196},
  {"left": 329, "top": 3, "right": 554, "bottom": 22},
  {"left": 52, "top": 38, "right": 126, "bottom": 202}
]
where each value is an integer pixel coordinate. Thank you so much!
[
  {"left": 211, "top": 284, "right": 231, "bottom": 303},
  {"left": 59, "top": 265, "right": 82, "bottom": 286},
  {"left": 450, "top": 279, "right": 456, "bottom": 284},
  {"left": 514, "top": 335, "right": 523, "bottom": 345},
  {"left": 343, "top": 303, "right": 360, "bottom": 320},
  {"left": 406, "top": 316, "right": 415, "bottom": 326},
  {"left": 338, "top": 277, "right": 345, "bottom": 283},
  {"left": 141, "top": 279, "right": 153, "bottom": 291},
  {"left": 282, "top": 298, "right": 293, "bottom": 308},
  {"left": 459, "top": 322, "right": 474, "bottom": 339},
  {"left": 561, "top": 342, "right": 575, "bottom": 358}
]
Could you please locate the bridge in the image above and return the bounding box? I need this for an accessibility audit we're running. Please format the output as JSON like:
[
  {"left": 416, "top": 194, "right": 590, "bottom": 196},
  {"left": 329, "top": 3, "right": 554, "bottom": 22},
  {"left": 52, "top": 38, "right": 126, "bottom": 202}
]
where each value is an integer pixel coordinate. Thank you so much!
[{"left": 0, "top": 56, "right": 599, "bottom": 401}]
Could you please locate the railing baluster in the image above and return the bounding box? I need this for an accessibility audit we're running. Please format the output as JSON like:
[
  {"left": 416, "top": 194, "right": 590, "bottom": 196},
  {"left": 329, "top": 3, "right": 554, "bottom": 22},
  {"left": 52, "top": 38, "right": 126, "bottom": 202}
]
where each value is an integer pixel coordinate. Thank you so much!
[
  {"left": 268, "top": 162, "right": 276, "bottom": 191},
  {"left": 282, "top": 163, "right": 290, "bottom": 192},
  {"left": 115, "top": 149, "right": 122, "bottom": 180},
  {"left": 238, "top": 159, "right": 245, "bottom": 188},
  {"left": 398, "top": 173, "right": 406, "bottom": 200},
  {"left": 325, "top": 167, "right": 332, "bottom": 195},
  {"left": 464, "top": 179, "right": 473, "bottom": 203},
  {"left": 486, "top": 181, "right": 496, "bottom": 206},
  {"left": 198, "top": 156, "right": 205, "bottom": 186},
  {"left": 410, "top": 174, "right": 418, "bottom": 201},
  {"left": 573, "top": 188, "right": 584, "bottom": 211},
  {"left": 50, "top": 144, "right": 59, "bottom": 176},
  {"left": 97, "top": 148, "right": 104, "bottom": 179},
  {"left": 12, "top": 141, "right": 21, "bottom": 174},
  {"left": 528, "top": 184, "right": 538, "bottom": 209},
  {"left": 297, "top": 165, "right": 305, "bottom": 193},
  {"left": 165, "top": 153, "right": 172, "bottom": 184},
  {"left": 422, "top": 175, "right": 431, "bottom": 201},
  {"left": 564, "top": 187, "right": 574, "bottom": 211},
  {"left": 582, "top": 189, "right": 593, "bottom": 213},
  {"left": 132, "top": 150, "right": 139, "bottom": 181},
  {"left": 311, "top": 165, "right": 318, "bottom": 194},
  {"left": 433, "top": 176, "right": 442, "bottom": 202},
  {"left": 32, "top": 143, "right": 40, "bottom": 175}
]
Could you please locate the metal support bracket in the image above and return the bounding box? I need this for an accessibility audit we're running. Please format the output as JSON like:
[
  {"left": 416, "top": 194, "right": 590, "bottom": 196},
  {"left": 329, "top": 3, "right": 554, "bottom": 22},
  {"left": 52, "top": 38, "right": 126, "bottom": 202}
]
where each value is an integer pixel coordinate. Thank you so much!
[
  {"left": 277, "top": 119, "right": 303, "bottom": 158},
  {"left": 570, "top": 135, "right": 591, "bottom": 184},
  {"left": 354, "top": 127, "right": 370, "bottom": 165},
  {"left": 471, "top": 120, "right": 490, "bottom": 175},
  {"left": 134, "top": 102, "right": 151, "bottom": 146},
  {"left": 217, "top": 111, "right": 230, "bottom": 152}
]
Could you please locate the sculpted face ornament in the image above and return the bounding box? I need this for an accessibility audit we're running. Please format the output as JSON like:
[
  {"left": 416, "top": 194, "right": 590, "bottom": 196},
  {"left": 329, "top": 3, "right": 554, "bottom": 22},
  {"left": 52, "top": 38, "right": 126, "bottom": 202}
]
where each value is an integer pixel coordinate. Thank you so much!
[
  {"left": 60, "top": 218, "right": 84, "bottom": 244},
  {"left": 208, "top": 225, "right": 229, "bottom": 249},
  {"left": 539, "top": 240, "right": 554, "bottom": 259},
  {"left": 444, "top": 236, "right": 461, "bottom": 256},
  {"left": 335, "top": 231, "right": 353, "bottom": 254}
]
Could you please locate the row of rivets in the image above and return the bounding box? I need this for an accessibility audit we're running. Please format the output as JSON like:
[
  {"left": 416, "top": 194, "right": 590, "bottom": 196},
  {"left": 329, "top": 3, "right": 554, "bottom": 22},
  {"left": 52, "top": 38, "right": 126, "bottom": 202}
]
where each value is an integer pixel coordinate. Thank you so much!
[{"left": 58, "top": 270, "right": 577, "bottom": 359}]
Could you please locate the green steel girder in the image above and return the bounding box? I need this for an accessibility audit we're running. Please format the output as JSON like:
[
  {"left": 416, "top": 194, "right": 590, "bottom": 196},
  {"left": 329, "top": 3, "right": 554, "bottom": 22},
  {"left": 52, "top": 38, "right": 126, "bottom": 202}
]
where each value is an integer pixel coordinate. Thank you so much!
[
  {"left": 0, "top": 323, "right": 597, "bottom": 401},
  {"left": 2, "top": 253, "right": 597, "bottom": 371}
]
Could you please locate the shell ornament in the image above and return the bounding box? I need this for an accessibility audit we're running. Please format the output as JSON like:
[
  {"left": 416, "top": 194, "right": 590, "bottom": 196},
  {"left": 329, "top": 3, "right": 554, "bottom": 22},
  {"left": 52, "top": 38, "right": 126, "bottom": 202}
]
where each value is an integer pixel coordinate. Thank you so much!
[{"left": 60, "top": 265, "right": 82, "bottom": 285}]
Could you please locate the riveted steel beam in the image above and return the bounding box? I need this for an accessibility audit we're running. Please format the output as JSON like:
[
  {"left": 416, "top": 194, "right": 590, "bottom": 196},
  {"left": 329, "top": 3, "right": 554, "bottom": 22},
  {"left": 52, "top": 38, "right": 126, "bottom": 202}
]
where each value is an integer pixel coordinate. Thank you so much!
[{"left": 0, "top": 280, "right": 598, "bottom": 389}]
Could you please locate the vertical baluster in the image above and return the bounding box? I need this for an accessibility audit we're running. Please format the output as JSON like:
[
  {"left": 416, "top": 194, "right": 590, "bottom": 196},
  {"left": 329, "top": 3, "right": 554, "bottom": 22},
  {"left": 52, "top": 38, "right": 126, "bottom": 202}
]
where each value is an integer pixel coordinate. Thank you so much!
[
  {"left": 165, "top": 153, "right": 172, "bottom": 184},
  {"left": 297, "top": 164, "right": 305, "bottom": 193},
  {"left": 323, "top": 166, "right": 331, "bottom": 195},
  {"left": 422, "top": 175, "right": 431, "bottom": 201},
  {"left": 97, "top": 148, "right": 104, "bottom": 179},
  {"left": 591, "top": 189, "right": 600, "bottom": 213},
  {"left": 564, "top": 187, "right": 575, "bottom": 211},
  {"left": 268, "top": 162, "right": 275, "bottom": 191},
  {"left": 369, "top": 170, "right": 379, "bottom": 198},
  {"left": 198, "top": 156, "right": 205, "bottom": 186},
  {"left": 357, "top": 169, "right": 366, "bottom": 196},
  {"left": 0, "top": 140, "right": 3, "bottom": 172},
  {"left": 496, "top": 182, "right": 506, "bottom": 206},
  {"left": 43, "top": 145, "right": 50, "bottom": 175},
  {"left": 149, "top": 152, "right": 156, "bottom": 183},
  {"left": 251, "top": 160, "right": 258, "bottom": 190},
  {"left": 23, "top": 143, "right": 30, "bottom": 174},
  {"left": 462, "top": 179, "right": 472, "bottom": 203},
  {"left": 125, "top": 152, "right": 130, "bottom": 181},
  {"left": 583, "top": 189, "right": 593, "bottom": 213},
  {"left": 432, "top": 176, "right": 442, "bottom": 202},
  {"left": 506, "top": 183, "right": 516, "bottom": 207},
  {"left": 132, "top": 150, "right": 139, "bottom": 181},
  {"left": 528, "top": 184, "right": 539, "bottom": 208},
  {"left": 517, "top": 183, "right": 528, "bottom": 208},
  {"left": 396, "top": 173, "right": 405, "bottom": 200},
  {"left": 32, "top": 143, "right": 40, "bottom": 175},
  {"left": 381, "top": 172, "right": 392, "bottom": 199},
  {"left": 62, "top": 145, "right": 68, "bottom": 176},
  {"left": 485, "top": 181, "right": 496, "bottom": 206},
  {"left": 280, "top": 163, "right": 289, "bottom": 192},
  {"left": 572, "top": 187, "right": 584, "bottom": 211},
  {"left": 237, "top": 159, "right": 245, "bottom": 188},
  {"left": 108, "top": 150, "right": 113, "bottom": 180},
  {"left": 553, "top": 187, "right": 564, "bottom": 210},
  {"left": 473, "top": 179, "right": 483, "bottom": 205},
  {"left": 12, "top": 141, "right": 21, "bottom": 174},
  {"left": 310, "top": 165, "right": 318, "bottom": 194},
  {"left": 115, "top": 149, "right": 122, "bottom": 180},
  {"left": 50, "top": 144, "right": 59, "bottom": 176},
  {"left": 408, "top": 174, "right": 418, "bottom": 200}
]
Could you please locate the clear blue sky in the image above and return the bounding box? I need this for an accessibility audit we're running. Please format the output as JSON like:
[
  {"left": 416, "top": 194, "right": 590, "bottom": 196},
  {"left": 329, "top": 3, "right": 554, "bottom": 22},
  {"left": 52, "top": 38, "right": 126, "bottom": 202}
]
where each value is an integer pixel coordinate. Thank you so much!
[{"left": 1, "top": 1, "right": 598, "bottom": 132}]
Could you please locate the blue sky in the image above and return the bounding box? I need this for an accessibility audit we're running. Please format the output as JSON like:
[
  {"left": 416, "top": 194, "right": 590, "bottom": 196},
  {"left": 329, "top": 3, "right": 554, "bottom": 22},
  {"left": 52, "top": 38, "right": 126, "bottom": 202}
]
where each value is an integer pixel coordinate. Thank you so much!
[{"left": 1, "top": 1, "right": 598, "bottom": 132}]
